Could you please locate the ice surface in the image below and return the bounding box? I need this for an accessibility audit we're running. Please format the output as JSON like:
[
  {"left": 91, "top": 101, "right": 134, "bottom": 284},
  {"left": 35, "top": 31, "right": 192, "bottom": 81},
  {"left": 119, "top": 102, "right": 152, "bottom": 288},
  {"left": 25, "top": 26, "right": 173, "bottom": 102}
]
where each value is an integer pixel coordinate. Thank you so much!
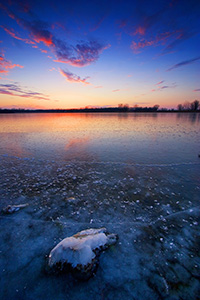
[
  {"left": 0, "top": 112, "right": 200, "bottom": 300},
  {"left": 0, "top": 154, "right": 199, "bottom": 299}
]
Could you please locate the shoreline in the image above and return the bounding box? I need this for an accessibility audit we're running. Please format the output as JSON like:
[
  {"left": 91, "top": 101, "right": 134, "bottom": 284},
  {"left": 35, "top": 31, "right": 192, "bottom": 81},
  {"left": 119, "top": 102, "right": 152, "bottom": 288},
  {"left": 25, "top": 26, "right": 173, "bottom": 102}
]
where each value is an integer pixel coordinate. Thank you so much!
[{"left": 0, "top": 110, "right": 199, "bottom": 114}]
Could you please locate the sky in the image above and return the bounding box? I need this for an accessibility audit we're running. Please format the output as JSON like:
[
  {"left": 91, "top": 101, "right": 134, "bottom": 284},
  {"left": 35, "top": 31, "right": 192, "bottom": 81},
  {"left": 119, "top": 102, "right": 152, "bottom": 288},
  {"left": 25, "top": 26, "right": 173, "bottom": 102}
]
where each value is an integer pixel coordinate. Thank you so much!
[{"left": 0, "top": 0, "right": 199, "bottom": 109}]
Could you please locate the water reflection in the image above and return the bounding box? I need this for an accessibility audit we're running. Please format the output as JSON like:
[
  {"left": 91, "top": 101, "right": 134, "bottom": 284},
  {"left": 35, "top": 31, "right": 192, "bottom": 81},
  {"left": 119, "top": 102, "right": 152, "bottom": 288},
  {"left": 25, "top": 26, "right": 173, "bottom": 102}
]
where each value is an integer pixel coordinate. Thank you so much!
[
  {"left": 176, "top": 112, "right": 200, "bottom": 123},
  {"left": 0, "top": 113, "right": 199, "bottom": 164},
  {"left": 64, "top": 137, "right": 97, "bottom": 161}
]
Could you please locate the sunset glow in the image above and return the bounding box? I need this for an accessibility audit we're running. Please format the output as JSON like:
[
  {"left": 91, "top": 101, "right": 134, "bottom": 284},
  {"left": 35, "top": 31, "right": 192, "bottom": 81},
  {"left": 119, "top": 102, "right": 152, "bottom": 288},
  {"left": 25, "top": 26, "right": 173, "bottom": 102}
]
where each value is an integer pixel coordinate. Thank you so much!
[{"left": 0, "top": 0, "right": 199, "bottom": 109}]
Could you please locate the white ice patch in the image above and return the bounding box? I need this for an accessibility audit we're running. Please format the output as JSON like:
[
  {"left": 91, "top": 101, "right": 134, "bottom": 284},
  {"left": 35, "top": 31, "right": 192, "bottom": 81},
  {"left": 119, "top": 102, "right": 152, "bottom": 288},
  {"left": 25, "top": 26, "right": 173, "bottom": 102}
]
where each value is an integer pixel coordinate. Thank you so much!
[{"left": 49, "top": 229, "right": 109, "bottom": 268}]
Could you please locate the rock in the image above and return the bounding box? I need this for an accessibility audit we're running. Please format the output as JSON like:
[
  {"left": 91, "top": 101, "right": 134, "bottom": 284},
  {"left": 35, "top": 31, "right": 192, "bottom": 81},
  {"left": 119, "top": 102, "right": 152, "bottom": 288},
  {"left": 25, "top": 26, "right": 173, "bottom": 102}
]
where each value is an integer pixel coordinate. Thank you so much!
[
  {"left": 48, "top": 228, "right": 118, "bottom": 279},
  {"left": 2, "top": 203, "right": 29, "bottom": 214}
]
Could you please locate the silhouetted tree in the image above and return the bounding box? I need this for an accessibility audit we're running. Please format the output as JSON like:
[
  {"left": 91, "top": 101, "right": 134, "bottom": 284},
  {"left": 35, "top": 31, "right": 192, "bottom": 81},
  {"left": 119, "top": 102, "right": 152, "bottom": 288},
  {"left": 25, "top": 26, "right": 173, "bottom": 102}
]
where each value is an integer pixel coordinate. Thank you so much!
[
  {"left": 118, "top": 103, "right": 129, "bottom": 112},
  {"left": 177, "top": 104, "right": 183, "bottom": 111},
  {"left": 183, "top": 102, "right": 191, "bottom": 110},
  {"left": 191, "top": 100, "right": 199, "bottom": 111},
  {"left": 153, "top": 104, "right": 159, "bottom": 111}
]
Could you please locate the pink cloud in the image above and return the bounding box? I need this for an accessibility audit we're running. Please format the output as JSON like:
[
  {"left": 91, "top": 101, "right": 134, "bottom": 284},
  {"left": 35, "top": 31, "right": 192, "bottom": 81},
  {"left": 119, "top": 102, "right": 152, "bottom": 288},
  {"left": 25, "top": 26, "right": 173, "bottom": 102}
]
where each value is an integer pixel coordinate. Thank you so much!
[
  {"left": 134, "top": 26, "right": 146, "bottom": 35},
  {"left": 0, "top": 83, "right": 50, "bottom": 100},
  {"left": 1, "top": 26, "right": 35, "bottom": 44},
  {"left": 40, "top": 49, "right": 48, "bottom": 53},
  {"left": 131, "top": 31, "right": 178, "bottom": 53},
  {"left": 1, "top": 5, "right": 109, "bottom": 68},
  {"left": 59, "top": 69, "right": 90, "bottom": 85},
  {"left": 156, "top": 80, "right": 165, "bottom": 85},
  {"left": 0, "top": 53, "right": 23, "bottom": 74}
]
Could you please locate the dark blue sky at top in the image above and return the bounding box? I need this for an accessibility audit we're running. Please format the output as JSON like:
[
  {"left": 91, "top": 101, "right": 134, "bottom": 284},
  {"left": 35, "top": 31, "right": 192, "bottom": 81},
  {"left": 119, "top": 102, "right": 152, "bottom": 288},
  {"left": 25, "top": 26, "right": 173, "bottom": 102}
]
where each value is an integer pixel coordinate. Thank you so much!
[{"left": 0, "top": 0, "right": 199, "bottom": 108}]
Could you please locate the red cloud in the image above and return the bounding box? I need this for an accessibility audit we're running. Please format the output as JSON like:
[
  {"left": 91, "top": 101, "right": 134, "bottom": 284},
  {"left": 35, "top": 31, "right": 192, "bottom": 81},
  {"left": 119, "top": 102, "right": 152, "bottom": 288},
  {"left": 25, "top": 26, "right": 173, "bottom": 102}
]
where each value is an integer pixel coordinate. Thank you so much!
[
  {"left": 1, "top": 5, "right": 109, "bottom": 68},
  {"left": 59, "top": 69, "right": 90, "bottom": 85},
  {"left": 1, "top": 26, "right": 35, "bottom": 44},
  {"left": 30, "top": 33, "right": 53, "bottom": 46},
  {"left": 0, "top": 6, "right": 53, "bottom": 47}
]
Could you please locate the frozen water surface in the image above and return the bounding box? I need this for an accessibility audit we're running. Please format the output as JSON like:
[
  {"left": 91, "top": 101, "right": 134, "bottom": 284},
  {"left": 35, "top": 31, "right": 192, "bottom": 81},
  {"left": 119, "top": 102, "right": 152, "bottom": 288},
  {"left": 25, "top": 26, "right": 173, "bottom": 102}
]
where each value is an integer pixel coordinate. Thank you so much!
[{"left": 0, "top": 113, "right": 199, "bottom": 300}]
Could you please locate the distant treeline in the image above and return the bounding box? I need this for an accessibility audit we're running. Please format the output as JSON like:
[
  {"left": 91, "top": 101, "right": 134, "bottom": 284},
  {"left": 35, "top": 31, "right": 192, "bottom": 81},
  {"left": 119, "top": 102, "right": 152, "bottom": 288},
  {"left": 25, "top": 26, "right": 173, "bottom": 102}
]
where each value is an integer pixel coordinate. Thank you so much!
[
  {"left": 177, "top": 100, "right": 199, "bottom": 111},
  {"left": 0, "top": 101, "right": 199, "bottom": 113}
]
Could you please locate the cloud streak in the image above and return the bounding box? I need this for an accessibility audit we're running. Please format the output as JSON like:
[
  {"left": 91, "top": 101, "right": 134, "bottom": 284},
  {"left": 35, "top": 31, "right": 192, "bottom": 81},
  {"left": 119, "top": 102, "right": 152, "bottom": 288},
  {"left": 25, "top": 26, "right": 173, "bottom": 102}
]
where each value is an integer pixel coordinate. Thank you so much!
[
  {"left": 59, "top": 69, "right": 90, "bottom": 85},
  {"left": 0, "top": 52, "right": 23, "bottom": 74},
  {"left": 156, "top": 80, "right": 165, "bottom": 85},
  {"left": 152, "top": 82, "right": 177, "bottom": 92},
  {"left": 131, "top": 31, "right": 178, "bottom": 53},
  {"left": 167, "top": 56, "right": 200, "bottom": 71},
  {"left": 0, "top": 83, "right": 50, "bottom": 100},
  {"left": 1, "top": 26, "right": 35, "bottom": 44}
]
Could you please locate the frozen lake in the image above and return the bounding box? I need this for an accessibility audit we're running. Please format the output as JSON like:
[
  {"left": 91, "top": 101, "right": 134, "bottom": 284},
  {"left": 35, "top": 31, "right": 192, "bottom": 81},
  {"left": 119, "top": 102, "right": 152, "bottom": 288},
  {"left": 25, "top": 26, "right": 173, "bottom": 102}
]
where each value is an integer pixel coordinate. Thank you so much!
[{"left": 0, "top": 112, "right": 199, "bottom": 300}]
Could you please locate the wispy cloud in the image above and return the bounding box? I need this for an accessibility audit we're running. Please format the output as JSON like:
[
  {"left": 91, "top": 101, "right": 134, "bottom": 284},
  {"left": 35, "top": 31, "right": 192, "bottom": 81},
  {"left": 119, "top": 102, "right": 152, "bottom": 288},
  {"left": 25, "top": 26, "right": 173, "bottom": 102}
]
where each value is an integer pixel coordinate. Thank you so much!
[
  {"left": 0, "top": 83, "right": 50, "bottom": 100},
  {"left": 160, "top": 86, "right": 170, "bottom": 89},
  {"left": 90, "top": 14, "right": 107, "bottom": 32},
  {"left": 131, "top": 31, "right": 177, "bottom": 53},
  {"left": 112, "top": 89, "right": 120, "bottom": 92},
  {"left": 156, "top": 80, "right": 165, "bottom": 85},
  {"left": 1, "top": 26, "right": 35, "bottom": 44},
  {"left": 163, "top": 31, "right": 197, "bottom": 54},
  {"left": 167, "top": 56, "right": 200, "bottom": 71},
  {"left": 152, "top": 82, "right": 177, "bottom": 92},
  {"left": 49, "top": 67, "right": 56, "bottom": 72},
  {"left": 193, "top": 88, "right": 200, "bottom": 92},
  {"left": 59, "top": 69, "right": 90, "bottom": 85},
  {"left": 120, "top": 0, "right": 200, "bottom": 56},
  {"left": 0, "top": 52, "right": 23, "bottom": 74},
  {"left": 95, "top": 85, "right": 103, "bottom": 88}
]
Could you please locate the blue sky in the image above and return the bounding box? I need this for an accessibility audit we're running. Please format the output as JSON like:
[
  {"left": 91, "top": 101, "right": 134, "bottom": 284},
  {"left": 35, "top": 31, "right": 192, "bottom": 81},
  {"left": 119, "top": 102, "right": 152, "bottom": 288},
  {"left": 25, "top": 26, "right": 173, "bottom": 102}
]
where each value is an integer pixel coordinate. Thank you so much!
[{"left": 0, "top": 0, "right": 200, "bottom": 109}]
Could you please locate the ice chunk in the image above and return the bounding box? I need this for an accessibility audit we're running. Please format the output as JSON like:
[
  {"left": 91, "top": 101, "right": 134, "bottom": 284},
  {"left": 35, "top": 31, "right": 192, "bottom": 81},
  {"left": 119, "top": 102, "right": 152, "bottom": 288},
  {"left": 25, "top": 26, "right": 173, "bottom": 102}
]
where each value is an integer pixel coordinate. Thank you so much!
[
  {"left": 2, "top": 203, "right": 29, "bottom": 214},
  {"left": 48, "top": 228, "right": 118, "bottom": 277}
]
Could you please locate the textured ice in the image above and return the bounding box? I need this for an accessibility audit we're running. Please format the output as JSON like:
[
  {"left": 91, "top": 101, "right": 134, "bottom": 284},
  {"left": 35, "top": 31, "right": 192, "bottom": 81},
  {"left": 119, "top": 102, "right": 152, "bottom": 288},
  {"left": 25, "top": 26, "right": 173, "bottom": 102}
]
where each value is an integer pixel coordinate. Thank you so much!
[{"left": 0, "top": 154, "right": 199, "bottom": 300}]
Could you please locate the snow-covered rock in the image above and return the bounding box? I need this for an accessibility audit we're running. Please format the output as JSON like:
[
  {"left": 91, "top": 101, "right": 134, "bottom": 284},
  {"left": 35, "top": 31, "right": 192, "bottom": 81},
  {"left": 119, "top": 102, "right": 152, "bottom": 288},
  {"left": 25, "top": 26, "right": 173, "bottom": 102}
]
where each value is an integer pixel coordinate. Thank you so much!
[{"left": 48, "top": 228, "right": 118, "bottom": 279}]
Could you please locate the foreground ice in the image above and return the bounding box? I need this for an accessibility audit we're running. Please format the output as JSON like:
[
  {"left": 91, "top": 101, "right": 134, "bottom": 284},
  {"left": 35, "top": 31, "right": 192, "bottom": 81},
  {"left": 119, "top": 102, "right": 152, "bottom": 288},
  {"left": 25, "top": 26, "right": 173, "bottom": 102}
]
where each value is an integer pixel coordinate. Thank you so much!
[
  {"left": 48, "top": 228, "right": 118, "bottom": 279},
  {"left": 0, "top": 155, "right": 199, "bottom": 299}
]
